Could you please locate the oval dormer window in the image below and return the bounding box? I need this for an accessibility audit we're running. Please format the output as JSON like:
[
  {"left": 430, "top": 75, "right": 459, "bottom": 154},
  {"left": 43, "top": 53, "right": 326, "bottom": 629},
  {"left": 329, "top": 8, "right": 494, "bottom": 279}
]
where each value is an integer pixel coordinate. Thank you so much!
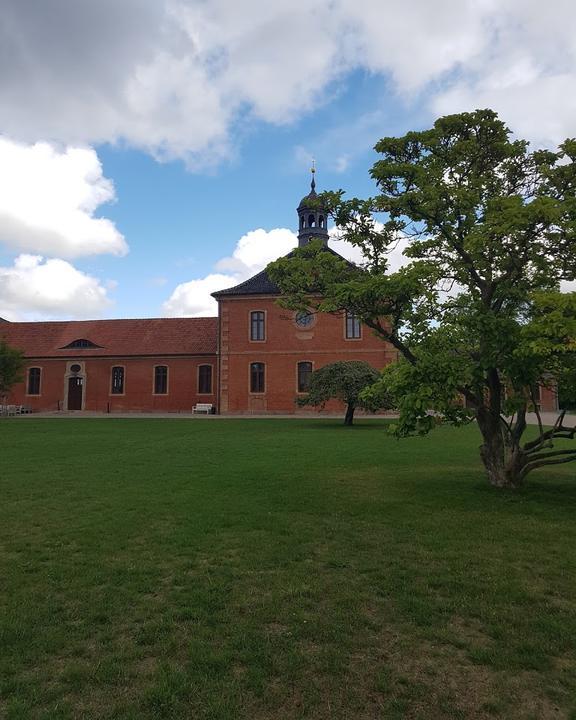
[{"left": 60, "top": 338, "right": 101, "bottom": 349}]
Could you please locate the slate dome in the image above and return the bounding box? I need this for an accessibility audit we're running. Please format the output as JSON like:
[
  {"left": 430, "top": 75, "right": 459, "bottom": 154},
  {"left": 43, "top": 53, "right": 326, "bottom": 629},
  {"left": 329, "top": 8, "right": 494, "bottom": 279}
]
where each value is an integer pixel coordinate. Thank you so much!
[{"left": 297, "top": 169, "right": 329, "bottom": 247}]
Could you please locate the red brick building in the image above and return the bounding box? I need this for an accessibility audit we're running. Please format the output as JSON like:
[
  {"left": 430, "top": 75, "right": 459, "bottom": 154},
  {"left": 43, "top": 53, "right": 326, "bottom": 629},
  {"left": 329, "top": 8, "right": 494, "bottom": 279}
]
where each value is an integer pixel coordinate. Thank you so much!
[
  {"left": 0, "top": 178, "right": 558, "bottom": 415},
  {"left": 0, "top": 317, "right": 218, "bottom": 413},
  {"left": 1, "top": 180, "right": 393, "bottom": 414}
]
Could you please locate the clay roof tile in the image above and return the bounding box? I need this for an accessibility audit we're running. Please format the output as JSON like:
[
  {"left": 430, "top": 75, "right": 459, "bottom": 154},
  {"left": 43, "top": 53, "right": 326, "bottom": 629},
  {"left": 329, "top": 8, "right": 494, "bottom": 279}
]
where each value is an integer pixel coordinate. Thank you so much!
[{"left": 0, "top": 317, "right": 218, "bottom": 358}]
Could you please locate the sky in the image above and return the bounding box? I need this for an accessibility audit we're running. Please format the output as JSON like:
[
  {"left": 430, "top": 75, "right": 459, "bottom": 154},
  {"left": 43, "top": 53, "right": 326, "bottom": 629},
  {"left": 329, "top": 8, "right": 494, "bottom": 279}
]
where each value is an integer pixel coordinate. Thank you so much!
[{"left": 1, "top": 0, "right": 576, "bottom": 321}]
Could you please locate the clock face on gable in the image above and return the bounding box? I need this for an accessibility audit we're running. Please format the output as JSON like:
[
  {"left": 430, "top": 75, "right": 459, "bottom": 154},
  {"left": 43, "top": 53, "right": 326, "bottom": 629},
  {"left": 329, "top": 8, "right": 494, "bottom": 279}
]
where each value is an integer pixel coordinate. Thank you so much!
[{"left": 294, "top": 310, "right": 316, "bottom": 329}]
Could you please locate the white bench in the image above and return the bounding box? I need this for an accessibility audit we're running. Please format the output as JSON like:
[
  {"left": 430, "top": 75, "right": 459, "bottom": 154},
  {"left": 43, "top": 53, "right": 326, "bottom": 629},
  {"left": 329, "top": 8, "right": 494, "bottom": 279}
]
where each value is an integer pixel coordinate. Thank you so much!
[
  {"left": 193, "top": 403, "right": 214, "bottom": 414},
  {"left": 1, "top": 405, "right": 30, "bottom": 416}
]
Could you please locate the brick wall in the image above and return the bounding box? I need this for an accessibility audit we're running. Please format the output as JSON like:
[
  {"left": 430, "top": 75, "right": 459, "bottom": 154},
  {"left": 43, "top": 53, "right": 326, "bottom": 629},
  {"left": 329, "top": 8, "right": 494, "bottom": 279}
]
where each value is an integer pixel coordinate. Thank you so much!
[
  {"left": 218, "top": 296, "right": 394, "bottom": 414},
  {"left": 540, "top": 384, "right": 559, "bottom": 413},
  {"left": 7, "top": 356, "right": 218, "bottom": 413}
]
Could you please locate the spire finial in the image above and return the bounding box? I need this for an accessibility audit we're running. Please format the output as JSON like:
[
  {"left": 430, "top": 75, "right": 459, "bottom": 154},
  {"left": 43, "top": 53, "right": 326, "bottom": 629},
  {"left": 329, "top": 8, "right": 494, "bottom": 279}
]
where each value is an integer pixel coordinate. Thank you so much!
[{"left": 310, "top": 159, "right": 316, "bottom": 192}]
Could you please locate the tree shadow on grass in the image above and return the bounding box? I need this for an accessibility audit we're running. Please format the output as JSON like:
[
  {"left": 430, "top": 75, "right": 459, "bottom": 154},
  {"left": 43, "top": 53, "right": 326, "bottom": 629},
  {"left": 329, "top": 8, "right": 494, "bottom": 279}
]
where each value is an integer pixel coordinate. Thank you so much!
[
  {"left": 467, "top": 475, "right": 576, "bottom": 519},
  {"left": 294, "top": 419, "right": 393, "bottom": 431}
]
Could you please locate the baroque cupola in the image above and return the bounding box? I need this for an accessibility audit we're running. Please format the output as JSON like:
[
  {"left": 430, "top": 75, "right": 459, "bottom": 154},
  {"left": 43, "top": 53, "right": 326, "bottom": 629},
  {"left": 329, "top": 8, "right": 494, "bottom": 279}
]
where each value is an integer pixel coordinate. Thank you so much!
[{"left": 297, "top": 163, "right": 329, "bottom": 248}]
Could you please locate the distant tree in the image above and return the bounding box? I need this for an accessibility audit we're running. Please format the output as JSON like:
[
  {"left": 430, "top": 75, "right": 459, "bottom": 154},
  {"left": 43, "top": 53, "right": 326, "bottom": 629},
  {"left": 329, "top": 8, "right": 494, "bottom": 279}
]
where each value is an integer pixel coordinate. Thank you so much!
[
  {"left": 298, "top": 360, "right": 385, "bottom": 425},
  {"left": 0, "top": 339, "right": 24, "bottom": 404},
  {"left": 270, "top": 109, "right": 576, "bottom": 488}
]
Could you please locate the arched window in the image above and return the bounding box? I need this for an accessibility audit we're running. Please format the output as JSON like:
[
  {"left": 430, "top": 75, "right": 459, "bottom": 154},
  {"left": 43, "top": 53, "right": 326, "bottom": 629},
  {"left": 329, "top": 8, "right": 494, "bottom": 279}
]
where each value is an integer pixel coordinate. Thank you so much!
[
  {"left": 111, "top": 366, "right": 124, "bottom": 394},
  {"left": 27, "top": 367, "right": 41, "bottom": 395},
  {"left": 308, "top": 213, "right": 316, "bottom": 228},
  {"left": 297, "top": 362, "right": 312, "bottom": 393},
  {"left": 250, "top": 362, "right": 265, "bottom": 393},
  {"left": 319, "top": 215, "right": 324, "bottom": 228},
  {"left": 198, "top": 365, "right": 213, "bottom": 394},
  {"left": 154, "top": 366, "right": 168, "bottom": 394},
  {"left": 300, "top": 216, "right": 305, "bottom": 228},
  {"left": 250, "top": 311, "right": 265, "bottom": 341}
]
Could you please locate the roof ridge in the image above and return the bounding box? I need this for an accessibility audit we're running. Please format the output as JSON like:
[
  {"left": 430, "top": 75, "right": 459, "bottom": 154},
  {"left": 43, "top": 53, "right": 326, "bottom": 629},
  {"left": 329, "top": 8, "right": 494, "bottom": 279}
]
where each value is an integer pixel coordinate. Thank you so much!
[
  {"left": 212, "top": 245, "right": 357, "bottom": 298},
  {"left": 212, "top": 267, "right": 273, "bottom": 297},
  {"left": 5, "top": 316, "right": 218, "bottom": 326}
]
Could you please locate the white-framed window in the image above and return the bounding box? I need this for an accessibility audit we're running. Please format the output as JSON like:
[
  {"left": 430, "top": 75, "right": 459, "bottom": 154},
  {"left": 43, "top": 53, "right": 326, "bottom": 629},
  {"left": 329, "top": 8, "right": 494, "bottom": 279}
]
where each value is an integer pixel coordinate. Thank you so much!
[
  {"left": 198, "top": 364, "right": 213, "bottom": 394},
  {"left": 345, "top": 311, "right": 361, "bottom": 339},
  {"left": 297, "top": 361, "right": 313, "bottom": 393},
  {"left": 154, "top": 365, "right": 168, "bottom": 394},
  {"left": 111, "top": 366, "right": 125, "bottom": 395},
  {"left": 250, "top": 311, "right": 266, "bottom": 341},
  {"left": 27, "top": 367, "right": 41, "bottom": 395},
  {"left": 250, "top": 362, "right": 265, "bottom": 393}
]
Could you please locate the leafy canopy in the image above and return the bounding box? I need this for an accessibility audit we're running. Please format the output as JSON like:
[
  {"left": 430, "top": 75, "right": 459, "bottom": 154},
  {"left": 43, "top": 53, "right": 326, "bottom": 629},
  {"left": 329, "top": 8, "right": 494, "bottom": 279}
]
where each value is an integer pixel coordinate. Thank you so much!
[
  {"left": 298, "top": 360, "right": 380, "bottom": 409},
  {"left": 269, "top": 109, "right": 576, "bottom": 486},
  {"left": 0, "top": 339, "right": 25, "bottom": 399},
  {"left": 298, "top": 360, "right": 385, "bottom": 425}
]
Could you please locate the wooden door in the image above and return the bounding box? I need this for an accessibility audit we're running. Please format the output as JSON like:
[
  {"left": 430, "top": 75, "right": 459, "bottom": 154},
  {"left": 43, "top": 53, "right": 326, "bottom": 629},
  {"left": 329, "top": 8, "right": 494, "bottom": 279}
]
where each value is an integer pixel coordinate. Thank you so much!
[
  {"left": 67, "top": 377, "right": 83, "bottom": 410},
  {"left": 248, "top": 395, "right": 266, "bottom": 414}
]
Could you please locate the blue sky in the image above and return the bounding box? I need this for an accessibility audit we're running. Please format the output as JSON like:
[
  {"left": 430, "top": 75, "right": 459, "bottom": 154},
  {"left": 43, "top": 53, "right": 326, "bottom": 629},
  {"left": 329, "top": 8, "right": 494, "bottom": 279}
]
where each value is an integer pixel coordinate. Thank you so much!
[
  {"left": 0, "top": 0, "right": 574, "bottom": 321},
  {"left": 89, "top": 71, "right": 407, "bottom": 318}
]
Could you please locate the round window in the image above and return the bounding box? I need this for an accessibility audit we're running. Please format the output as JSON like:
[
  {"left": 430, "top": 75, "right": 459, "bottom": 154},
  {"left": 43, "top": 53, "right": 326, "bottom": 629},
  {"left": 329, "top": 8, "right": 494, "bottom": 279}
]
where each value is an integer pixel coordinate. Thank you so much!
[
  {"left": 70, "top": 364, "right": 81, "bottom": 373},
  {"left": 294, "top": 310, "right": 316, "bottom": 329}
]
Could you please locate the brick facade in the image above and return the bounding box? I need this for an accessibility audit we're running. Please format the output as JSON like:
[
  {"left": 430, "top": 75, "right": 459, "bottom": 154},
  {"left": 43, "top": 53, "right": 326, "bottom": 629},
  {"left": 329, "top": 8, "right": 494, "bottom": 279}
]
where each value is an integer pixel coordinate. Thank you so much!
[
  {"left": 216, "top": 296, "right": 392, "bottom": 414},
  {"left": 2, "top": 295, "right": 391, "bottom": 415},
  {"left": 0, "top": 179, "right": 560, "bottom": 416},
  {"left": 2, "top": 318, "right": 218, "bottom": 413},
  {"left": 6, "top": 357, "right": 217, "bottom": 413},
  {"left": 1, "top": 300, "right": 560, "bottom": 416}
]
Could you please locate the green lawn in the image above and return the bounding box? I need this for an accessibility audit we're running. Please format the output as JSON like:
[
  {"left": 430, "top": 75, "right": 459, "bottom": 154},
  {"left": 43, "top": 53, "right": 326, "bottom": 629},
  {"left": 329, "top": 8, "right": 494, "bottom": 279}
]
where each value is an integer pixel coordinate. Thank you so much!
[{"left": 1, "top": 418, "right": 575, "bottom": 720}]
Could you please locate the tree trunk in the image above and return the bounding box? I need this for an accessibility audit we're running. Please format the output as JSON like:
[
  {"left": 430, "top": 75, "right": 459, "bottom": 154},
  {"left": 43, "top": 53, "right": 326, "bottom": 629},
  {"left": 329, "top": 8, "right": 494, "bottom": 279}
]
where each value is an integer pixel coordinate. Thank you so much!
[
  {"left": 344, "top": 403, "right": 355, "bottom": 426},
  {"left": 476, "top": 407, "right": 525, "bottom": 489}
]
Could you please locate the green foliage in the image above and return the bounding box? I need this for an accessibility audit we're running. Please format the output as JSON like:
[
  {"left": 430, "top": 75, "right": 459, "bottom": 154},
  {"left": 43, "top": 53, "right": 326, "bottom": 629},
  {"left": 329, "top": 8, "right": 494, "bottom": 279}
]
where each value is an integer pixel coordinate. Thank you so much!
[
  {"left": 298, "top": 360, "right": 386, "bottom": 424},
  {"left": 299, "top": 360, "right": 380, "bottom": 407},
  {"left": 268, "top": 109, "right": 576, "bottom": 485},
  {"left": 0, "top": 338, "right": 24, "bottom": 399},
  {"left": 558, "top": 374, "right": 576, "bottom": 410}
]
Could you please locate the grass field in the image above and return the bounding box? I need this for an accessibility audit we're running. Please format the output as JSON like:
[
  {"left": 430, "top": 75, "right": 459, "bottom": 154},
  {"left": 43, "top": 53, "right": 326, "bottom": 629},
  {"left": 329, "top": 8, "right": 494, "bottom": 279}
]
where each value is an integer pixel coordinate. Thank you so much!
[{"left": 1, "top": 418, "right": 576, "bottom": 720}]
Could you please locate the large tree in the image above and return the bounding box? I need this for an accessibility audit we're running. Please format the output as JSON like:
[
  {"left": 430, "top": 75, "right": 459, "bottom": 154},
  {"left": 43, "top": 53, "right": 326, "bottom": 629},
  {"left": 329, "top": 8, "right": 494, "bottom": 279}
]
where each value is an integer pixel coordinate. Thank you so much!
[
  {"left": 0, "top": 339, "right": 24, "bottom": 404},
  {"left": 269, "top": 110, "right": 576, "bottom": 488},
  {"left": 298, "top": 360, "right": 382, "bottom": 425}
]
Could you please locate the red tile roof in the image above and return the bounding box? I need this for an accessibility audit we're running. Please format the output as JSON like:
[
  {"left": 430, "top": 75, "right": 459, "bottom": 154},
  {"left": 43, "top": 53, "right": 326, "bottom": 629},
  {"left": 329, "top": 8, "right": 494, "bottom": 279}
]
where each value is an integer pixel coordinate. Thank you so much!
[{"left": 0, "top": 317, "right": 218, "bottom": 358}]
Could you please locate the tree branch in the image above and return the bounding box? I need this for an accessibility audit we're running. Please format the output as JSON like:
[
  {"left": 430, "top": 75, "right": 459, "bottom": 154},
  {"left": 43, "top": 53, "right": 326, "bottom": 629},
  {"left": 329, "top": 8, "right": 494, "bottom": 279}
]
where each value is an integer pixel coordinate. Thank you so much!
[
  {"left": 529, "top": 385, "right": 544, "bottom": 437},
  {"left": 523, "top": 410, "right": 576, "bottom": 452},
  {"left": 363, "top": 318, "right": 418, "bottom": 365},
  {"left": 520, "top": 452, "right": 576, "bottom": 480},
  {"left": 525, "top": 448, "right": 576, "bottom": 463},
  {"left": 510, "top": 403, "right": 527, "bottom": 445}
]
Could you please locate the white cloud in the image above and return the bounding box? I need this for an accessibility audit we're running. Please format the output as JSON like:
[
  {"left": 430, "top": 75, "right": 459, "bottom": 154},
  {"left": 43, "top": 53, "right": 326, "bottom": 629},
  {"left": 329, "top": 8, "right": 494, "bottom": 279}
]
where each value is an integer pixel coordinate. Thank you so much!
[
  {"left": 334, "top": 155, "right": 350, "bottom": 173},
  {"left": 0, "top": 255, "right": 113, "bottom": 321},
  {"left": 0, "top": 137, "right": 127, "bottom": 258},
  {"left": 339, "top": 0, "right": 492, "bottom": 94},
  {"left": 329, "top": 225, "right": 411, "bottom": 272},
  {"left": 431, "top": 1, "right": 576, "bottom": 147},
  {"left": 163, "top": 273, "right": 238, "bottom": 317},
  {"left": 163, "top": 228, "right": 298, "bottom": 316},
  {"left": 215, "top": 228, "right": 297, "bottom": 275},
  {"left": 3, "top": 0, "right": 576, "bottom": 165},
  {"left": 164, "top": 220, "right": 572, "bottom": 319},
  {"left": 162, "top": 224, "right": 410, "bottom": 317}
]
